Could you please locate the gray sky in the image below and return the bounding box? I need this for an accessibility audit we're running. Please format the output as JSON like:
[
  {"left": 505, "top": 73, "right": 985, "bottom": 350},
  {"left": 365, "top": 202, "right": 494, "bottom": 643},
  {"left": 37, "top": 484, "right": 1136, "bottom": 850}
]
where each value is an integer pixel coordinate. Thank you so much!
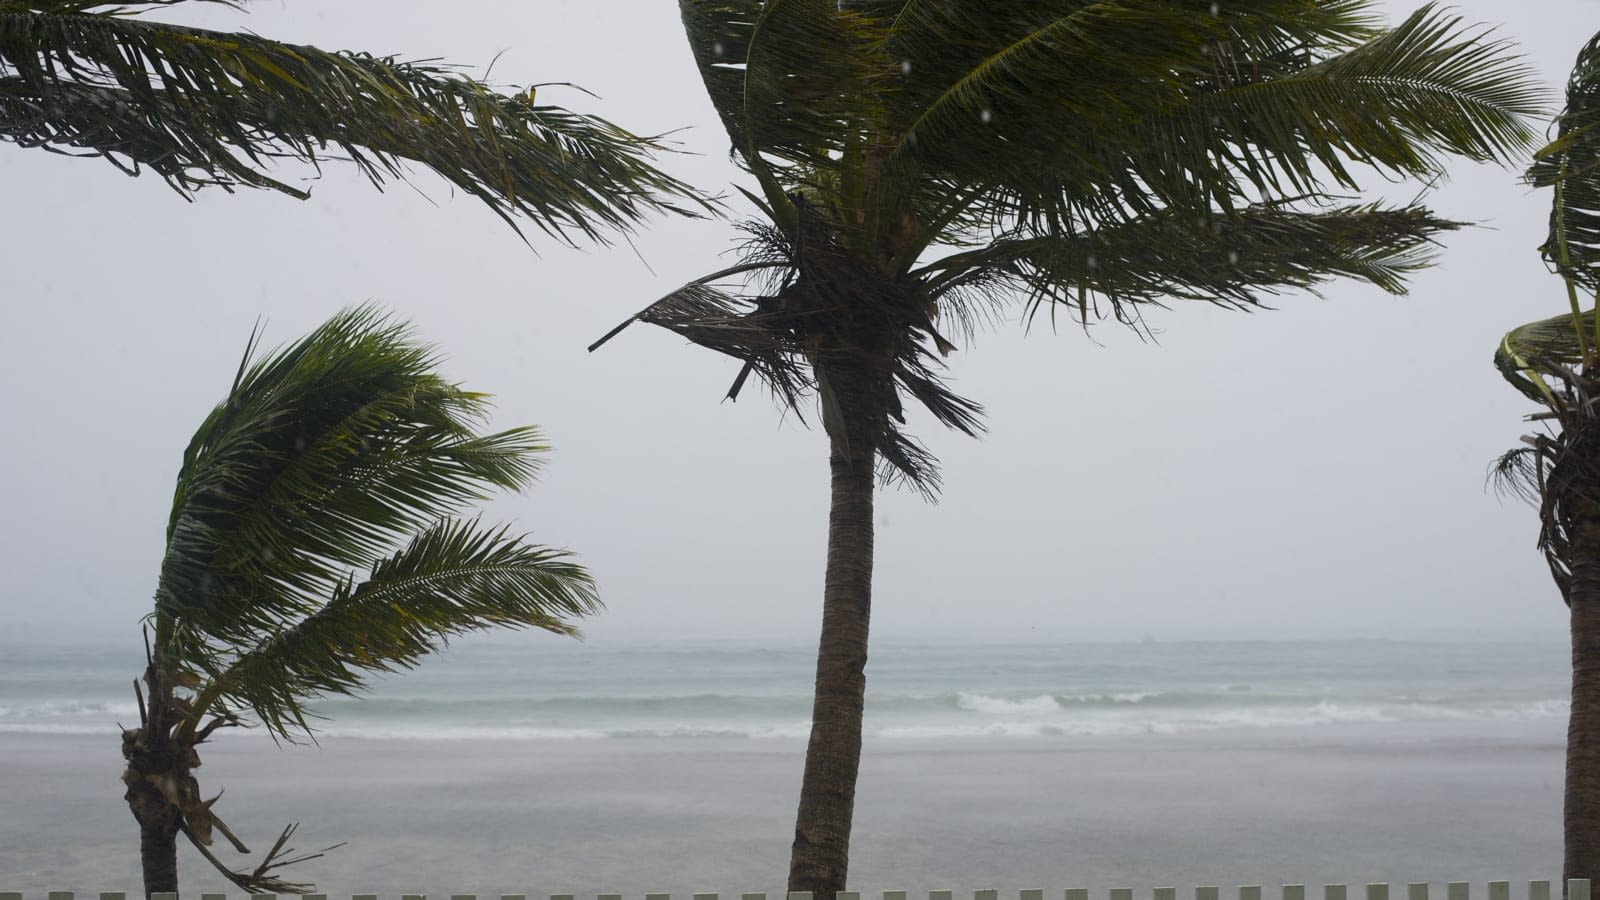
[{"left": 1, "top": 0, "right": 1591, "bottom": 647}]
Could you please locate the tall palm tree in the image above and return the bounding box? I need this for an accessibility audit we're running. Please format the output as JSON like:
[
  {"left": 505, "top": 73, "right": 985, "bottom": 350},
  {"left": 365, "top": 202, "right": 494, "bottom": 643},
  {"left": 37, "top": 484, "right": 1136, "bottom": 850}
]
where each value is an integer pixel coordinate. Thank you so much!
[
  {"left": 592, "top": 2, "right": 1544, "bottom": 895},
  {"left": 0, "top": 0, "right": 707, "bottom": 241},
  {"left": 1493, "top": 29, "right": 1600, "bottom": 889},
  {"left": 124, "top": 305, "right": 600, "bottom": 898}
]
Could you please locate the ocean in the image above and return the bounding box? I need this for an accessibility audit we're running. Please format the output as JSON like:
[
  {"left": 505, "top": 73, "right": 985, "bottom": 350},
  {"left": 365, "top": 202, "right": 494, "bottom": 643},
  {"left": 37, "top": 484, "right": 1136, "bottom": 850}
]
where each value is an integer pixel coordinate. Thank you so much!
[{"left": 0, "top": 637, "right": 1572, "bottom": 896}]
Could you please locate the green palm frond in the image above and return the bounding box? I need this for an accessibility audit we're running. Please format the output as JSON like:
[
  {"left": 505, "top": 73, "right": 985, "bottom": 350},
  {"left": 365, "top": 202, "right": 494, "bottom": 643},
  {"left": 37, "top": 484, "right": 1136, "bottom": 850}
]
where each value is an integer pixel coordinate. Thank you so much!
[
  {"left": 1496, "top": 310, "right": 1595, "bottom": 406},
  {"left": 1152, "top": 4, "right": 1542, "bottom": 208},
  {"left": 1528, "top": 32, "right": 1600, "bottom": 293},
  {"left": 918, "top": 202, "right": 1460, "bottom": 324},
  {"left": 679, "top": 0, "right": 886, "bottom": 227},
  {"left": 0, "top": 5, "right": 710, "bottom": 240},
  {"left": 190, "top": 518, "right": 598, "bottom": 739},
  {"left": 157, "top": 306, "right": 545, "bottom": 675}
]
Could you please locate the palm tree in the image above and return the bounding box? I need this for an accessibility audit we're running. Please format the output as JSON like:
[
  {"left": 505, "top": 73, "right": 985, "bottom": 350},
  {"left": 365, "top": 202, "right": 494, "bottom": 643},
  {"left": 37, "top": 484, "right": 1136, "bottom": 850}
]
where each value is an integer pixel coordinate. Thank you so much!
[
  {"left": 0, "top": 0, "right": 707, "bottom": 241},
  {"left": 123, "top": 305, "right": 600, "bottom": 898},
  {"left": 1493, "top": 29, "right": 1600, "bottom": 889},
  {"left": 591, "top": 2, "right": 1545, "bottom": 895}
]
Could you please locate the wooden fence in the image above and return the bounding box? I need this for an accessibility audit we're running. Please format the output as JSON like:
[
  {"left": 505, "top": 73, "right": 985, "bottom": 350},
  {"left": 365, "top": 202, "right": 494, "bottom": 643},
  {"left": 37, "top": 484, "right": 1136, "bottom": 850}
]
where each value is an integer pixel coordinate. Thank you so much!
[{"left": 2, "top": 884, "right": 1590, "bottom": 900}]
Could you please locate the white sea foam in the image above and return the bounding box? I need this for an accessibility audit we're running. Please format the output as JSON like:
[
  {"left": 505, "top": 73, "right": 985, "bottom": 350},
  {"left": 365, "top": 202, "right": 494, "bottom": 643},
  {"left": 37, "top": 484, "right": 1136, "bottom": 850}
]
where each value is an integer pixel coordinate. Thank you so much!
[{"left": 954, "top": 692, "right": 1061, "bottom": 715}]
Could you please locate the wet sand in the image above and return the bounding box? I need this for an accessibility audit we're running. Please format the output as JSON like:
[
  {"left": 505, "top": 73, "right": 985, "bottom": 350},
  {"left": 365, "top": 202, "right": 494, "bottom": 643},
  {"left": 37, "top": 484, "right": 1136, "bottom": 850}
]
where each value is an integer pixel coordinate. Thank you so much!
[{"left": 0, "top": 719, "right": 1564, "bottom": 897}]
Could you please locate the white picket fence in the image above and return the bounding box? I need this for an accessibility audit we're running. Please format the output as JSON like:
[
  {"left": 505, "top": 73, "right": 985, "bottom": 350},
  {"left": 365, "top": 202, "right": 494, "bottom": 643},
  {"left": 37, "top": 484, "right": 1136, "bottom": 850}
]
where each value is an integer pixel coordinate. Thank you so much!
[{"left": 1, "top": 883, "right": 1589, "bottom": 900}]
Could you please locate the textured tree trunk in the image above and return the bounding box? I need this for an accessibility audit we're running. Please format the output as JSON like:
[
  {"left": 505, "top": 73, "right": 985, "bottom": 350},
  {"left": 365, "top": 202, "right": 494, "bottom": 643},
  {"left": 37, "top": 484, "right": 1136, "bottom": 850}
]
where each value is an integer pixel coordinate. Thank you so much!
[
  {"left": 1569, "top": 513, "right": 1600, "bottom": 888},
  {"left": 127, "top": 776, "right": 181, "bottom": 898},
  {"left": 789, "top": 364, "right": 877, "bottom": 900},
  {"left": 124, "top": 726, "right": 182, "bottom": 899}
]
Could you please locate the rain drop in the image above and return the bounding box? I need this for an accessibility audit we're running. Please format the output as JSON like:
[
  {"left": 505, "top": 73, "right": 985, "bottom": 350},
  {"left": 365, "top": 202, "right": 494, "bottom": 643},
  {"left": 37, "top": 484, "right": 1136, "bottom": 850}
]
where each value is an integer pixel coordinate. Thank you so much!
[
  {"left": 1210, "top": 1, "right": 1219, "bottom": 14},
  {"left": 1227, "top": 249, "right": 1239, "bottom": 265},
  {"left": 980, "top": 108, "right": 993, "bottom": 124},
  {"left": 901, "top": 59, "right": 912, "bottom": 76},
  {"left": 1086, "top": 254, "right": 1098, "bottom": 271},
  {"left": 712, "top": 41, "right": 725, "bottom": 57}
]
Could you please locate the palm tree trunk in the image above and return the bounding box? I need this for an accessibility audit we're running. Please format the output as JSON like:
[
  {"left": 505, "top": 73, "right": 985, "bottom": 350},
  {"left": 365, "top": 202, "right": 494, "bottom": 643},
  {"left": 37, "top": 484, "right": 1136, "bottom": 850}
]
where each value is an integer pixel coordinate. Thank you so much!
[
  {"left": 789, "top": 366, "right": 877, "bottom": 900},
  {"left": 1568, "top": 514, "right": 1600, "bottom": 886},
  {"left": 124, "top": 761, "right": 181, "bottom": 897}
]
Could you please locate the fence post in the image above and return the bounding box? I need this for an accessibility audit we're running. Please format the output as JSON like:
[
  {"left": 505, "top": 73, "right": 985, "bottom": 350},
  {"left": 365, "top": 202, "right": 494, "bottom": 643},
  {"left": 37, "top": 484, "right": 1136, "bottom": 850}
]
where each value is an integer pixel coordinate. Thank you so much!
[
  {"left": 1530, "top": 883, "right": 1551, "bottom": 900},
  {"left": 1284, "top": 884, "right": 1306, "bottom": 900},
  {"left": 1447, "top": 883, "right": 1469, "bottom": 900},
  {"left": 1572, "top": 880, "right": 1593, "bottom": 900}
]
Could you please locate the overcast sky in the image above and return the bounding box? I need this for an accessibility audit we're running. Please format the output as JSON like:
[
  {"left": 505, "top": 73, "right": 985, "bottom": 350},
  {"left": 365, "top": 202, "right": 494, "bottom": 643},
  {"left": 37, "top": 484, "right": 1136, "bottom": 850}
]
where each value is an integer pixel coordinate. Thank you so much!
[{"left": 2, "top": 0, "right": 1593, "bottom": 647}]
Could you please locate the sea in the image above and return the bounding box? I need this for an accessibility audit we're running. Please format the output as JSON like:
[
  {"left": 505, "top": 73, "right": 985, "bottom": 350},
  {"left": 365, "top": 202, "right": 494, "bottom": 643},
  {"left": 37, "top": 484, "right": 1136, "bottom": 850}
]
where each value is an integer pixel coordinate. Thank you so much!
[
  {"left": 0, "top": 637, "right": 1574, "bottom": 896},
  {"left": 0, "top": 637, "right": 1570, "bottom": 743}
]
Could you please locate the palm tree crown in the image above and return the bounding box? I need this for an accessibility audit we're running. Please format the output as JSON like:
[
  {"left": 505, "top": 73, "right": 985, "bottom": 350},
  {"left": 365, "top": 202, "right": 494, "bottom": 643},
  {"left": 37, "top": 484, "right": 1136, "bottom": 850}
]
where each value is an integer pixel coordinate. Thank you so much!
[
  {"left": 0, "top": 0, "right": 709, "bottom": 241},
  {"left": 605, "top": 0, "right": 1543, "bottom": 491},
  {"left": 125, "top": 306, "right": 599, "bottom": 895}
]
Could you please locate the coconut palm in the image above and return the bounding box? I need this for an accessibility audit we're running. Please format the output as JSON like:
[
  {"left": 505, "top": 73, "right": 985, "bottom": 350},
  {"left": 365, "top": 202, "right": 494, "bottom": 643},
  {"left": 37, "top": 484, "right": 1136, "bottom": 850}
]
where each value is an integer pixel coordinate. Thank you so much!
[
  {"left": 0, "top": 0, "right": 706, "bottom": 241},
  {"left": 591, "top": 2, "right": 1544, "bottom": 895},
  {"left": 1493, "top": 30, "right": 1600, "bottom": 888},
  {"left": 123, "top": 305, "right": 600, "bottom": 898}
]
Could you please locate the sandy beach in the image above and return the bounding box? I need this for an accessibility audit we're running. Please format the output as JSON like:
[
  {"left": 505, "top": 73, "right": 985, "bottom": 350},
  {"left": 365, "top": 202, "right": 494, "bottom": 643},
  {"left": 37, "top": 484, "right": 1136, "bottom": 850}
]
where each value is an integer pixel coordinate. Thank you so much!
[{"left": 0, "top": 718, "right": 1564, "bottom": 898}]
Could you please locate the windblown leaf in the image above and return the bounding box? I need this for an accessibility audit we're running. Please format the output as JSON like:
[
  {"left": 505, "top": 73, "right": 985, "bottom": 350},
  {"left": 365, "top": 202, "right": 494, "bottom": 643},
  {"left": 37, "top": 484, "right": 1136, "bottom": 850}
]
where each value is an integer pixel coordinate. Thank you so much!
[
  {"left": 157, "top": 306, "right": 547, "bottom": 675},
  {"left": 1528, "top": 32, "right": 1600, "bottom": 293},
  {"left": 197, "top": 519, "right": 598, "bottom": 739},
  {"left": 0, "top": 5, "right": 710, "bottom": 241}
]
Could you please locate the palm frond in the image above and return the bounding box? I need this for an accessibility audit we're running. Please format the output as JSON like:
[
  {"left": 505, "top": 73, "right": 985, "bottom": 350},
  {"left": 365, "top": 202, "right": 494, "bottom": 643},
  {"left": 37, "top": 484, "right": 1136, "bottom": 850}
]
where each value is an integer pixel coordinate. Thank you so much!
[
  {"left": 0, "top": 8, "right": 710, "bottom": 241},
  {"left": 1147, "top": 4, "right": 1543, "bottom": 210},
  {"left": 157, "top": 306, "right": 544, "bottom": 674},
  {"left": 919, "top": 202, "right": 1460, "bottom": 325},
  {"left": 679, "top": 0, "right": 888, "bottom": 230},
  {"left": 191, "top": 518, "right": 598, "bottom": 739},
  {"left": 1528, "top": 32, "right": 1600, "bottom": 293},
  {"left": 1496, "top": 309, "right": 1597, "bottom": 406}
]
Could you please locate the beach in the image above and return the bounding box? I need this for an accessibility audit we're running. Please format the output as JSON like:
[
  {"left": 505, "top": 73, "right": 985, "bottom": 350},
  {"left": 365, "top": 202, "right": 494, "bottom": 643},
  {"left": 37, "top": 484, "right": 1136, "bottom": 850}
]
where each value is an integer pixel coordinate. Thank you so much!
[{"left": 0, "top": 719, "right": 1564, "bottom": 897}]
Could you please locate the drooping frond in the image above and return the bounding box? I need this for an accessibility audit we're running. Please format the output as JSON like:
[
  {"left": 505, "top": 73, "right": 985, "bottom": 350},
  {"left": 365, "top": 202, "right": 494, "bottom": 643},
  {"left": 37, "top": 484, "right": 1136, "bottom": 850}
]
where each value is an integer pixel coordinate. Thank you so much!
[
  {"left": 919, "top": 202, "right": 1461, "bottom": 325},
  {"left": 194, "top": 519, "right": 598, "bottom": 739},
  {"left": 679, "top": 0, "right": 888, "bottom": 226},
  {"left": 1496, "top": 310, "right": 1597, "bottom": 406},
  {"left": 157, "top": 306, "right": 544, "bottom": 675},
  {"left": 0, "top": 6, "right": 710, "bottom": 241},
  {"left": 1528, "top": 31, "right": 1600, "bottom": 294}
]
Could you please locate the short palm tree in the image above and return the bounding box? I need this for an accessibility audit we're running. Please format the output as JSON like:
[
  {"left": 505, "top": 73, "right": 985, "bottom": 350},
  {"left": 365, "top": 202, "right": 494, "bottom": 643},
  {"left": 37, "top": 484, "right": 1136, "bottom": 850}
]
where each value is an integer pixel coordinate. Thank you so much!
[
  {"left": 1493, "top": 29, "right": 1600, "bottom": 889},
  {"left": 0, "top": 0, "right": 706, "bottom": 241},
  {"left": 592, "top": 2, "right": 1544, "bottom": 895},
  {"left": 124, "top": 306, "right": 599, "bottom": 898}
]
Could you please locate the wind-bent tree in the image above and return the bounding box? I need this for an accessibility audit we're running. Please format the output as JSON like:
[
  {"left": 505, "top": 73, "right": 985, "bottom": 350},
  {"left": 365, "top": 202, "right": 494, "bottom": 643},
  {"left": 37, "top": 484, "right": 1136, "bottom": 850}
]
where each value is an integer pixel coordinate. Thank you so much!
[
  {"left": 0, "top": 0, "right": 706, "bottom": 241},
  {"left": 124, "top": 306, "right": 600, "bottom": 898},
  {"left": 1493, "top": 30, "right": 1600, "bottom": 888},
  {"left": 592, "top": 2, "right": 1543, "bottom": 895}
]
